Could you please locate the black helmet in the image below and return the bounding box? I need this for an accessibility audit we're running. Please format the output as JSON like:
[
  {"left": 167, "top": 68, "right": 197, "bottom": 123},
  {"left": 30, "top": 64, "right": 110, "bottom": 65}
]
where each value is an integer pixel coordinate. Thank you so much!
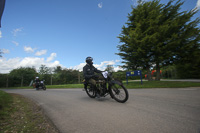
[{"left": 86, "top": 57, "right": 93, "bottom": 65}]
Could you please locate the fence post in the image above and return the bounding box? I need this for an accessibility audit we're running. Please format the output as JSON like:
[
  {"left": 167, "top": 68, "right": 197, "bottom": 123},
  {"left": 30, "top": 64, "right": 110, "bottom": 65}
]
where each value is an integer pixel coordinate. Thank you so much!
[
  {"left": 6, "top": 75, "right": 8, "bottom": 88},
  {"left": 21, "top": 76, "right": 23, "bottom": 87},
  {"left": 78, "top": 72, "right": 80, "bottom": 84},
  {"left": 51, "top": 75, "right": 53, "bottom": 85}
]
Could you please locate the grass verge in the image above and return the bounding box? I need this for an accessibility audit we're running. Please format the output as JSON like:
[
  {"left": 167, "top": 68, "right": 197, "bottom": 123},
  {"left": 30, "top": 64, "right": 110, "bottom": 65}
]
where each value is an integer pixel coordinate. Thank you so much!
[
  {"left": 0, "top": 90, "right": 59, "bottom": 133},
  {"left": 46, "top": 81, "right": 200, "bottom": 89},
  {"left": 0, "top": 90, "right": 13, "bottom": 120},
  {"left": 46, "top": 84, "right": 84, "bottom": 88},
  {"left": 124, "top": 81, "right": 200, "bottom": 88},
  {"left": 1, "top": 81, "right": 200, "bottom": 89}
]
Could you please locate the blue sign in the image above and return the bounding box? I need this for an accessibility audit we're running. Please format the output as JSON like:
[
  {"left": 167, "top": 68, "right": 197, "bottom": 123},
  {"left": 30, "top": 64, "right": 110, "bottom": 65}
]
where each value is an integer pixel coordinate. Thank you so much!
[{"left": 126, "top": 70, "right": 143, "bottom": 84}]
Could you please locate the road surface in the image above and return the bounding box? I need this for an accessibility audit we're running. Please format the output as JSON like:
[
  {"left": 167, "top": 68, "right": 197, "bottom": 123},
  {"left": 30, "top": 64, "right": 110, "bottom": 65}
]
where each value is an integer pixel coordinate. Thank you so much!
[{"left": 2, "top": 88, "right": 200, "bottom": 133}]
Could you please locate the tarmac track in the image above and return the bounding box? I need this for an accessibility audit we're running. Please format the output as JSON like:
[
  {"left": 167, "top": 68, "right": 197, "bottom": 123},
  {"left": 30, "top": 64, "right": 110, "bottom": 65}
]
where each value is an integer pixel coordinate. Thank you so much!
[{"left": 2, "top": 88, "right": 200, "bottom": 133}]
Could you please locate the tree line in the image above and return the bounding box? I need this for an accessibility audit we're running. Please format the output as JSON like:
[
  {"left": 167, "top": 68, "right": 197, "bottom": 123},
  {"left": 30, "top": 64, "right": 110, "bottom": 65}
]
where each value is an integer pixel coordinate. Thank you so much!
[
  {"left": 0, "top": 64, "right": 196, "bottom": 88},
  {"left": 0, "top": 65, "right": 82, "bottom": 87}
]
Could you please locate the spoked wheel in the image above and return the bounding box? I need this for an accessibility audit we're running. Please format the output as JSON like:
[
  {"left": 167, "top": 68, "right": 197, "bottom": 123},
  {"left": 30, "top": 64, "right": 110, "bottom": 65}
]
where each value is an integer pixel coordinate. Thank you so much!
[
  {"left": 110, "top": 83, "right": 129, "bottom": 103},
  {"left": 43, "top": 86, "right": 46, "bottom": 90},
  {"left": 85, "top": 84, "right": 96, "bottom": 98}
]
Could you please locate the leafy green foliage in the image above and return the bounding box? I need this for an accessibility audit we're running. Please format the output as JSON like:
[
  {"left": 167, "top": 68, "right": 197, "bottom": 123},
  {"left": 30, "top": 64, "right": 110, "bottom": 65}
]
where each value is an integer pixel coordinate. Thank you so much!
[
  {"left": 0, "top": 65, "right": 83, "bottom": 87},
  {"left": 53, "top": 68, "right": 81, "bottom": 84},
  {"left": 161, "top": 65, "right": 177, "bottom": 79},
  {"left": 9, "top": 67, "right": 37, "bottom": 87},
  {"left": 117, "top": 0, "right": 200, "bottom": 80},
  {"left": 0, "top": 74, "right": 8, "bottom": 87}
]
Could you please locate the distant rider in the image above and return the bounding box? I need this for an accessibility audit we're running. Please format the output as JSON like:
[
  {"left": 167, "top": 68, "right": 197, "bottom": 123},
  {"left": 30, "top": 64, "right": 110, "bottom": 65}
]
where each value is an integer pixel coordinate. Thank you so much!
[
  {"left": 83, "top": 57, "right": 103, "bottom": 97},
  {"left": 35, "top": 77, "right": 40, "bottom": 89}
]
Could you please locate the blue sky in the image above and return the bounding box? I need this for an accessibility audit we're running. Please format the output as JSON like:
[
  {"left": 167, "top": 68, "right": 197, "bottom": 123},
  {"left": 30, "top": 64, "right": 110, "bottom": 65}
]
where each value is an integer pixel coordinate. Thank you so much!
[{"left": 0, "top": 0, "right": 200, "bottom": 73}]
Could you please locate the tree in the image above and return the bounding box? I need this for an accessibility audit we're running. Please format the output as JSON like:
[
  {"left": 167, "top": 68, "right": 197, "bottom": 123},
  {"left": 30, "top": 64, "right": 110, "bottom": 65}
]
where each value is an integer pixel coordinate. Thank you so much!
[
  {"left": 56, "top": 69, "right": 79, "bottom": 84},
  {"left": 38, "top": 65, "right": 53, "bottom": 84},
  {"left": 105, "top": 65, "right": 115, "bottom": 72},
  {"left": 176, "top": 46, "right": 200, "bottom": 78},
  {"left": 39, "top": 65, "right": 51, "bottom": 75},
  {"left": 0, "top": 73, "right": 8, "bottom": 87},
  {"left": 117, "top": 0, "right": 200, "bottom": 80},
  {"left": 53, "top": 66, "right": 62, "bottom": 74},
  {"left": 52, "top": 66, "right": 63, "bottom": 85},
  {"left": 9, "top": 67, "right": 37, "bottom": 87}
]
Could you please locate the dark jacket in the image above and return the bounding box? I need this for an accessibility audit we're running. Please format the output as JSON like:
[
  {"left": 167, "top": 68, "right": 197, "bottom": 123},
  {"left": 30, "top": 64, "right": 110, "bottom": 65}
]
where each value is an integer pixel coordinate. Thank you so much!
[
  {"left": 83, "top": 64, "right": 101, "bottom": 80},
  {"left": 35, "top": 79, "right": 40, "bottom": 83}
]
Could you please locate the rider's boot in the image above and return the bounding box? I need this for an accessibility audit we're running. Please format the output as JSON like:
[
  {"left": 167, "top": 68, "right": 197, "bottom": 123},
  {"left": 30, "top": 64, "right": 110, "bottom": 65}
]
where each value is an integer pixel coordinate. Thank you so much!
[
  {"left": 93, "top": 85, "right": 100, "bottom": 98},
  {"left": 96, "top": 92, "right": 100, "bottom": 98}
]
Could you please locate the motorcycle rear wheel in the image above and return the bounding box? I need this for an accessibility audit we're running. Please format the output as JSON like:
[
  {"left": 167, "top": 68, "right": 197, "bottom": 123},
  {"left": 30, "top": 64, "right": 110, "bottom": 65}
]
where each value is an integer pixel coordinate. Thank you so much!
[
  {"left": 43, "top": 86, "right": 46, "bottom": 90},
  {"left": 85, "top": 85, "right": 96, "bottom": 98},
  {"left": 110, "top": 83, "right": 129, "bottom": 103}
]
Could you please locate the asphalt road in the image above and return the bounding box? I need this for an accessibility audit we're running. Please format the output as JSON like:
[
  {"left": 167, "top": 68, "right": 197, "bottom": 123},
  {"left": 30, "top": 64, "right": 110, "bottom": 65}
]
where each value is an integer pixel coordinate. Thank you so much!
[{"left": 2, "top": 88, "right": 200, "bottom": 133}]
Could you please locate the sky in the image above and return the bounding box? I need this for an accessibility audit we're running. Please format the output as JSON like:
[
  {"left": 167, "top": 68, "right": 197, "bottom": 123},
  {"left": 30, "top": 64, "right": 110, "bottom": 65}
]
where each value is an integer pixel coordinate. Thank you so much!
[{"left": 0, "top": 0, "right": 200, "bottom": 73}]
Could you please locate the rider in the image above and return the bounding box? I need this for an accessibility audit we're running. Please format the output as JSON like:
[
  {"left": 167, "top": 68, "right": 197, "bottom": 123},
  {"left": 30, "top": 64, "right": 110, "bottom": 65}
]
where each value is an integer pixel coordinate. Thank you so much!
[
  {"left": 35, "top": 77, "right": 40, "bottom": 89},
  {"left": 83, "top": 57, "right": 103, "bottom": 97}
]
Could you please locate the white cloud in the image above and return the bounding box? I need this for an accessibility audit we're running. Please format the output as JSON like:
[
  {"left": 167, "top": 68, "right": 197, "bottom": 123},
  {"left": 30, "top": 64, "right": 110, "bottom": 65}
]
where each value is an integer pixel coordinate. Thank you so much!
[
  {"left": 192, "top": 0, "right": 200, "bottom": 11},
  {"left": 71, "top": 60, "right": 123, "bottom": 72},
  {"left": 113, "top": 66, "right": 123, "bottom": 72},
  {"left": 12, "top": 41, "right": 19, "bottom": 46},
  {"left": 47, "top": 53, "right": 56, "bottom": 62},
  {"left": 0, "top": 56, "right": 61, "bottom": 73},
  {"left": 71, "top": 63, "right": 86, "bottom": 71},
  {"left": 0, "top": 31, "right": 2, "bottom": 38},
  {"left": 2, "top": 49, "right": 10, "bottom": 54},
  {"left": 94, "top": 60, "right": 115, "bottom": 69},
  {"left": 35, "top": 50, "right": 47, "bottom": 56},
  {"left": 24, "top": 46, "right": 35, "bottom": 53},
  {"left": 98, "top": 2, "right": 103, "bottom": 8},
  {"left": 196, "top": 0, "right": 200, "bottom": 9},
  {"left": 0, "top": 57, "right": 21, "bottom": 73},
  {"left": 12, "top": 27, "right": 23, "bottom": 36}
]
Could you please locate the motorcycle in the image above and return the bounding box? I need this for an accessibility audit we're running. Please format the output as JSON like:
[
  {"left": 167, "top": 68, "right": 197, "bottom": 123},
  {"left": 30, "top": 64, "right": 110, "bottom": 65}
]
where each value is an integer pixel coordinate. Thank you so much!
[
  {"left": 33, "top": 80, "right": 46, "bottom": 91},
  {"left": 83, "top": 71, "right": 129, "bottom": 103}
]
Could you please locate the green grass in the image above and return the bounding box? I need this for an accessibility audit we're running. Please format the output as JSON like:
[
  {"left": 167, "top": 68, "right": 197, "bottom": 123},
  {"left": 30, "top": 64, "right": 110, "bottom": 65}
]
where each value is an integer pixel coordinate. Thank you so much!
[
  {"left": 0, "top": 92, "right": 58, "bottom": 132},
  {"left": 1, "top": 84, "right": 84, "bottom": 89},
  {"left": 0, "top": 90, "right": 13, "bottom": 119},
  {"left": 124, "top": 81, "right": 200, "bottom": 88},
  {"left": 46, "top": 84, "right": 84, "bottom": 88},
  {"left": 1, "top": 81, "right": 200, "bottom": 89}
]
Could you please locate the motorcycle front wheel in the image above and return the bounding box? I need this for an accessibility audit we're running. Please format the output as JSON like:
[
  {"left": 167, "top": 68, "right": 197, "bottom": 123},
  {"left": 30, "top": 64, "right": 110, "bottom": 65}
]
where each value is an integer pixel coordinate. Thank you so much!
[
  {"left": 110, "top": 83, "right": 129, "bottom": 103},
  {"left": 85, "top": 84, "right": 96, "bottom": 98}
]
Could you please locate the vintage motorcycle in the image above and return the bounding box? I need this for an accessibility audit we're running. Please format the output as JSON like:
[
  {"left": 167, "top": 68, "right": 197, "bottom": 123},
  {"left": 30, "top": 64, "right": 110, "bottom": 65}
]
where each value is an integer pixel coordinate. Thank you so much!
[
  {"left": 33, "top": 80, "right": 46, "bottom": 91},
  {"left": 83, "top": 71, "right": 129, "bottom": 103}
]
